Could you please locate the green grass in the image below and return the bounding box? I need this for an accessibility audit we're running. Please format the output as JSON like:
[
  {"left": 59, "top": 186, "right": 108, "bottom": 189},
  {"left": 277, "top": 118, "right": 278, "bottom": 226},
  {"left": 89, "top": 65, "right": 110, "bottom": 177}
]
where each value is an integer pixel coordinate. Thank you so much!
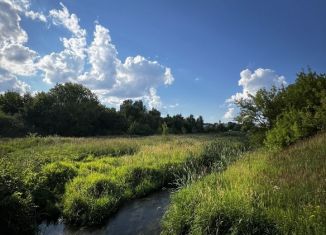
[
  {"left": 0, "top": 134, "right": 247, "bottom": 233},
  {"left": 161, "top": 133, "right": 326, "bottom": 234}
]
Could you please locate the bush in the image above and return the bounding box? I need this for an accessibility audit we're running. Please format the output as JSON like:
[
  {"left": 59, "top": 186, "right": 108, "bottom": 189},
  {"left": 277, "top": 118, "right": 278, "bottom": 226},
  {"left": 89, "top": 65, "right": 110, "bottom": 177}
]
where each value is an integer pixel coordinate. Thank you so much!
[
  {"left": 0, "top": 167, "right": 36, "bottom": 235},
  {"left": 265, "top": 109, "right": 316, "bottom": 149},
  {"left": 0, "top": 111, "right": 26, "bottom": 137}
]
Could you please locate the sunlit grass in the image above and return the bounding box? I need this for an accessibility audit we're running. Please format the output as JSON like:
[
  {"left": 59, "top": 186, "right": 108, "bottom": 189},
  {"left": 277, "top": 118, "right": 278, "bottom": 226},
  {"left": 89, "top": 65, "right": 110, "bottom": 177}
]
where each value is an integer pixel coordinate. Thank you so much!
[
  {"left": 0, "top": 134, "right": 247, "bottom": 228},
  {"left": 161, "top": 133, "right": 326, "bottom": 234}
]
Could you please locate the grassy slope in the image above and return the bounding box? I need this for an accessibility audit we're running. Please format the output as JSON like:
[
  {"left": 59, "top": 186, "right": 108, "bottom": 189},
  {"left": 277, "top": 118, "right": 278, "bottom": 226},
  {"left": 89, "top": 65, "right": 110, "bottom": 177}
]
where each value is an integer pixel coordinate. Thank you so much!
[
  {"left": 0, "top": 134, "right": 246, "bottom": 231},
  {"left": 162, "top": 133, "right": 326, "bottom": 234}
]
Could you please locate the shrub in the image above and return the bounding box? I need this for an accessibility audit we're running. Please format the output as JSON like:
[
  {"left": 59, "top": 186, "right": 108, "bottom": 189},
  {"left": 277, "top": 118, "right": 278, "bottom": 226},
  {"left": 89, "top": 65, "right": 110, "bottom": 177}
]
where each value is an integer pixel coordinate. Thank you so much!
[
  {"left": 265, "top": 109, "right": 316, "bottom": 149},
  {"left": 0, "top": 111, "right": 26, "bottom": 137},
  {"left": 0, "top": 167, "right": 36, "bottom": 235}
]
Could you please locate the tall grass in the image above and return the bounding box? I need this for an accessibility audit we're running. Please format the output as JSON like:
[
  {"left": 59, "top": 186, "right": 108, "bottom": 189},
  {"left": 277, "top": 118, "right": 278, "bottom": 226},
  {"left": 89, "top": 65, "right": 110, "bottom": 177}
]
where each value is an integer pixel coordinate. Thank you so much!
[
  {"left": 161, "top": 133, "right": 326, "bottom": 234},
  {"left": 0, "top": 134, "right": 247, "bottom": 234}
]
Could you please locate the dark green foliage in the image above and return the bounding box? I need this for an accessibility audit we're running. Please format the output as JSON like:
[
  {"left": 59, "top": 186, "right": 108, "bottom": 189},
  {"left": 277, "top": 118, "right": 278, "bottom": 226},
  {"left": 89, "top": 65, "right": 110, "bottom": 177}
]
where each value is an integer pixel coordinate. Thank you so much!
[
  {"left": 0, "top": 111, "right": 26, "bottom": 137},
  {"left": 0, "top": 92, "right": 31, "bottom": 137},
  {"left": 28, "top": 83, "right": 103, "bottom": 136},
  {"left": 0, "top": 83, "right": 228, "bottom": 137},
  {"left": 204, "top": 121, "right": 242, "bottom": 133},
  {"left": 163, "top": 114, "right": 207, "bottom": 134},
  {"left": 0, "top": 164, "right": 36, "bottom": 235},
  {"left": 0, "top": 91, "right": 25, "bottom": 115},
  {"left": 128, "top": 121, "right": 153, "bottom": 135}
]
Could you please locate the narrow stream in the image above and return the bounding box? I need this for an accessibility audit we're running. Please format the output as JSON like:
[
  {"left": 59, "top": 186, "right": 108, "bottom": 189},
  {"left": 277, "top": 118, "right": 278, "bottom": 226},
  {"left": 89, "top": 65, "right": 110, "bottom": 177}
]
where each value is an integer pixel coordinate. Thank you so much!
[{"left": 38, "top": 190, "right": 171, "bottom": 235}]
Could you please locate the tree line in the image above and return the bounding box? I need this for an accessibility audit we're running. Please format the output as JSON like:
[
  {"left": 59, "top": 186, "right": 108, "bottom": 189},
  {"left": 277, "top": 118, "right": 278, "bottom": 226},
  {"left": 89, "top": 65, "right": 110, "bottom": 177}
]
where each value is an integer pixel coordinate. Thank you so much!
[
  {"left": 0, "top": 83, "right": 239, "bottom": 137},
  {"left": 235, "top": 70, "right": 326, "bottom": 148}
]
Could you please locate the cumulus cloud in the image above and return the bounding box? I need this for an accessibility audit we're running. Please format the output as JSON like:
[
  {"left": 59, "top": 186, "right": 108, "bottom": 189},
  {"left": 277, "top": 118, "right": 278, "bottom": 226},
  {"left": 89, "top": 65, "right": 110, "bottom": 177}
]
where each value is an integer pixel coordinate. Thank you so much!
[
  {"left": 0, "top": 0, "right": 41, "bottom": 91},
  {"left": 224, "top": 68, "right": 287, "bottom": 121},
  {"left": 228, "top": 68, "right": 286, "bottom": 102},
  {"left": 1, "top": 1, "right": 174, "bottom": 109},
  {"left": 78, "top": 24, "right": 119, "bottom": 86},
  {"left": 39, "top": 3, "right": 173, "bottom": 108},
  {"left": 38, "top": 3, "right": 86, "bottom": 84},
  {"left": 0, "top": 70, "right": 31, "bottom": 94},
  {"left": 0, "top": 1, "right": 28, "bottom": 47},
  {"left": 0, "top": 44, "right": 37, "bottom": 76},
  {"left": 109, "top": 55, "right": 174, "bottom": 97}
]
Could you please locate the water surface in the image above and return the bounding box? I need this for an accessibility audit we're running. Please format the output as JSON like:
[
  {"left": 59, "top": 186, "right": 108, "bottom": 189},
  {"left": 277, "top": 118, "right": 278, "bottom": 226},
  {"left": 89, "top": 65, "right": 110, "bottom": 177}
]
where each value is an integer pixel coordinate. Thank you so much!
[{"left": 39, "top": 190, "right": 171, "bottom": 235}]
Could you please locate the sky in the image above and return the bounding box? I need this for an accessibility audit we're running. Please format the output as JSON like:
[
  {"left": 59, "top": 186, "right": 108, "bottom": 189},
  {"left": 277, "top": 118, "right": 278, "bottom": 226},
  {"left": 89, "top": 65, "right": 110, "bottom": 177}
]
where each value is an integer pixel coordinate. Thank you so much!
[{"left": 0, "top": 0, "right": 325, "bottom": 123}]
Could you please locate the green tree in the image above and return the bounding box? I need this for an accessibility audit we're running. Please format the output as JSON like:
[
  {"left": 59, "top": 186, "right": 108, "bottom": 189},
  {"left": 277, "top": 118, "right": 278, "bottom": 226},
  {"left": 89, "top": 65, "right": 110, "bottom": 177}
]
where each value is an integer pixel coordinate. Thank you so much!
[
  {"left": 235, "top": 70, "right": 326, "bottom": 148},
  {"left": 235, "top": 86, "right": 285, "bottom": 131},
  {"left": 196, "top": 116, "right": 204, "bottom": 132},
  {"left": 0, "top": 91, "right": 24, "bottom": 115}
]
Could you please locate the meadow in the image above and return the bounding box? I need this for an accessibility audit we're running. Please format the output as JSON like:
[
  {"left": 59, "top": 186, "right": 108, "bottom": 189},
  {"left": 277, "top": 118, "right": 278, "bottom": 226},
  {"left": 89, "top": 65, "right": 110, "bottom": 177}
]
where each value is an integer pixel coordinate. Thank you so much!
[
  {"left": 0, "top": 134, "right": 247, "bottom": 234},
  {"left": 161, "top": 133, "right": 326, "bottom": 234}
]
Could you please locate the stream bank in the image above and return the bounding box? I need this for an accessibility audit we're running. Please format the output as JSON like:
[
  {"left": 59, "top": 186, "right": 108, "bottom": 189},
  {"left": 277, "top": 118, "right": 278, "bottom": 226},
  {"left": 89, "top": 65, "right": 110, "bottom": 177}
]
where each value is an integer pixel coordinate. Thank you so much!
[{"left": 39, "top": 190, "right": 171, "bottom": 235}]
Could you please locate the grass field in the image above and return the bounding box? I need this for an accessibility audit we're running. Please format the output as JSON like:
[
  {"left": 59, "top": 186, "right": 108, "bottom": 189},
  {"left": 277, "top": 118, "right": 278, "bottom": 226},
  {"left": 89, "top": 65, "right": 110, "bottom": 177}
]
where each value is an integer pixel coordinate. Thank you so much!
[
  {"left": 0, "top": 134, "right": 247, "bottom": 234},
  {"left": 161, "top": 133, "right": 326, "bottom": 234}
]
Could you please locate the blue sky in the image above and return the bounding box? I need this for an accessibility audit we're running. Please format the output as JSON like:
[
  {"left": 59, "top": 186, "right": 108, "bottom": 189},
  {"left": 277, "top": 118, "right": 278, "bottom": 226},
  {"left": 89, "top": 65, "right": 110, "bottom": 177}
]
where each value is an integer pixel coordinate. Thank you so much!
[{"left": 1, "top": 0, "right": 326, "bottom": 122}]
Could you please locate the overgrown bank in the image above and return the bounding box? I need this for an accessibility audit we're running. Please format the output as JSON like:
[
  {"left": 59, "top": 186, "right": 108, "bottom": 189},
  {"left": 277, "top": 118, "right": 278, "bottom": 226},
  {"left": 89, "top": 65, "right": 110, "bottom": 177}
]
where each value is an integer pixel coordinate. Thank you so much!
[
  {"left": 161, "top": 133, "right": 326, "bottom": 234},
  {"left": 0, "top": 134, "right": 247, "bottom": 234}
]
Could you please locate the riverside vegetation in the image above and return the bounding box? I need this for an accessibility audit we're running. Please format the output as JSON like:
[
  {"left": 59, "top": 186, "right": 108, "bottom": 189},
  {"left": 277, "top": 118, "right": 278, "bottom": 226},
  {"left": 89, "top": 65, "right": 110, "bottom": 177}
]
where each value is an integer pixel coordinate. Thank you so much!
[
  {"left": 0, "top": 134, "right": 248, "bottom": 234},
  {"left": 162, "top": 70, "right": 326, "bottom": 234},
  {"left": 1, "top": 70, "right": 325, "bottom": 235},
  {"left": 162, "top": 133, "right": 326, "bottom": 234}
]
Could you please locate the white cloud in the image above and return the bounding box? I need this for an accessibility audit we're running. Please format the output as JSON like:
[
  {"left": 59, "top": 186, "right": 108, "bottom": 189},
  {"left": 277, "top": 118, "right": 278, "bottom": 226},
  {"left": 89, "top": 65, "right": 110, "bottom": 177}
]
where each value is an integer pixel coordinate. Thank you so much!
[
  {"left": 49, "top": 3, "right": 85, "bottom": 37},
  {"left": 228, "top": 68, "right": 287, "bottom": 102},
  {"left": 38, "top": 51, "right": 85, "bottom": 84},
  {"left": 3, "top": 0, "right": 47, "bottom": 22},
  {"left": 0, "top": 1, "right": 28, "bottom": 47},
  {"left": 78, "top": 24, "right": 119, "bottom": 86},
  {"left": 224, "top": 68, "right": 287, "bottom": 121},
  {"left": 0, "top": 0, "right": 39, "bottom": 81},
  {"left": 40, "top": 3, "right": 174, "bottom": 108},
  {"left": 38, "top": 3, "right": 86, "bottom": 84},
  {"left": 146, "top": 87, "right": 161, "bottom": 109},
  {"left": 223, "top": 107, "right": 236, "bottom": 120},
  {"left": 24, "top": 10, "right": 47, "bottom": 22},
  {"left": 108, "top": 55, "right": 173, "bottom": 98},
  {"left": 0, "top": 71, "right": 31, "bottom": 94},
  {"left": 0, "top": 1, "right": 174, "bottom": 109},
  {"left": 0, "top": 44, "right": 37, "bottom": 76}
]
